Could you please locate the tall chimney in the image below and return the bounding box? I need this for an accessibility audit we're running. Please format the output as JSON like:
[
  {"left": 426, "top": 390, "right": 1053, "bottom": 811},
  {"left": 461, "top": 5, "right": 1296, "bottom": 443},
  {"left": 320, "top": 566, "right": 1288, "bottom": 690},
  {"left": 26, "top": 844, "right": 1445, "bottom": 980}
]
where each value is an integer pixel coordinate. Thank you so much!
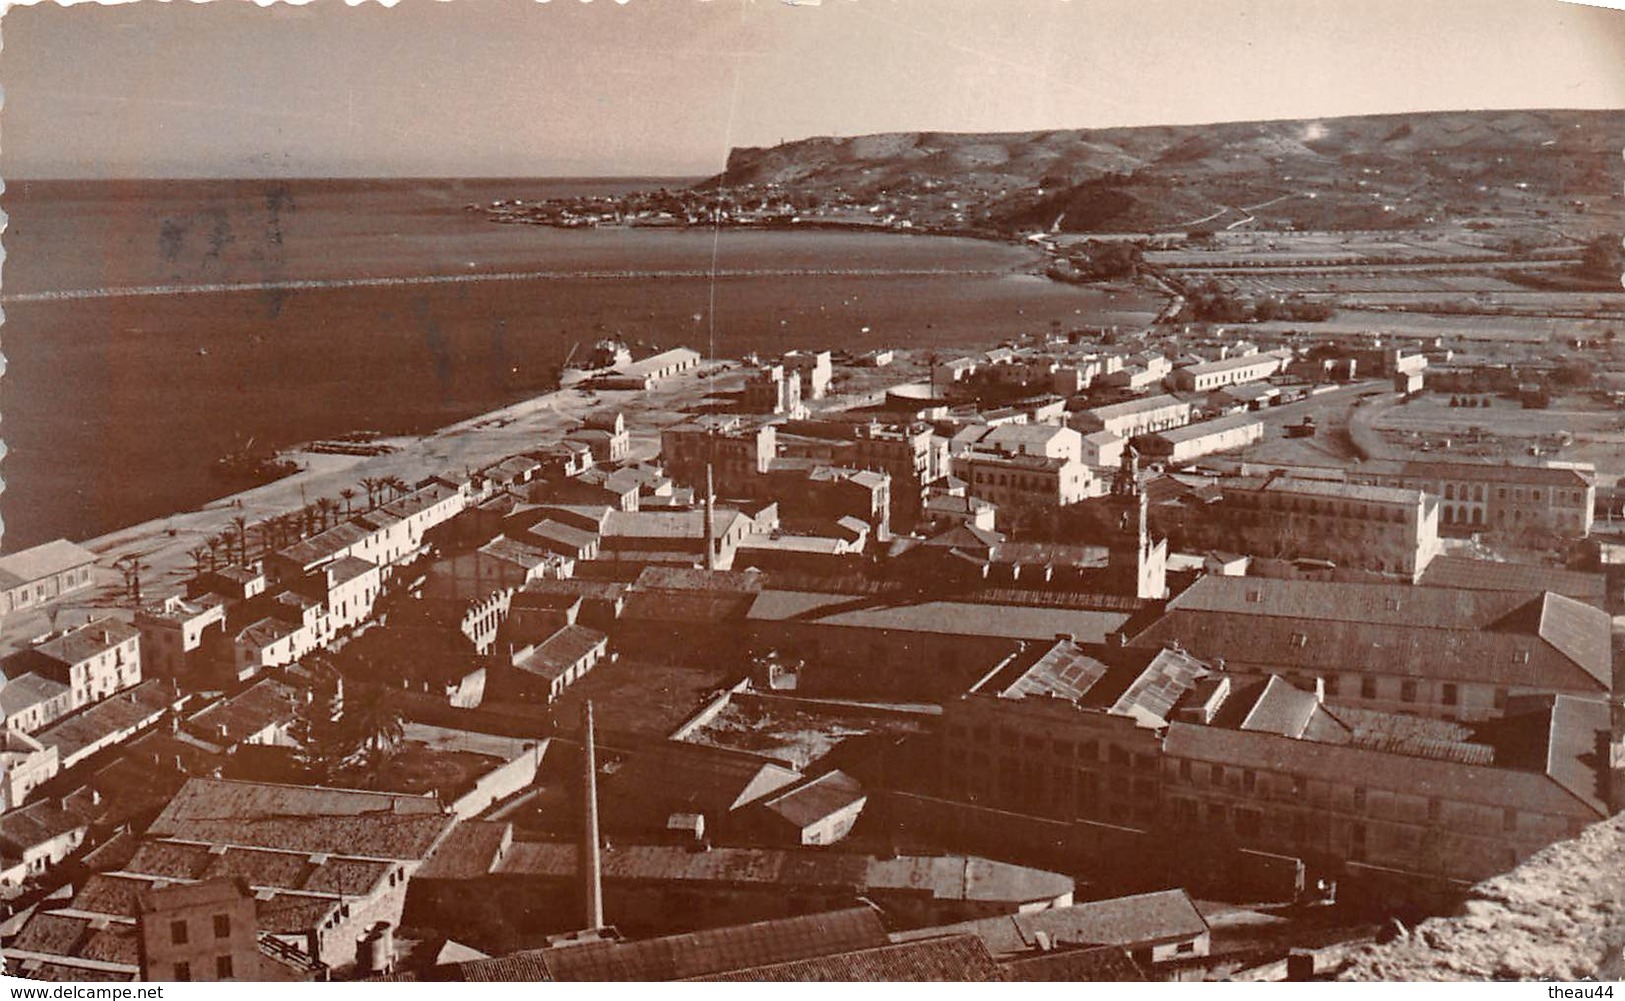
[
  {"left": 581, "top": 701, "right": 605, "bottom": 931},
  {"left": 704, "top": 463, "right": 717, "bottom": 572}
]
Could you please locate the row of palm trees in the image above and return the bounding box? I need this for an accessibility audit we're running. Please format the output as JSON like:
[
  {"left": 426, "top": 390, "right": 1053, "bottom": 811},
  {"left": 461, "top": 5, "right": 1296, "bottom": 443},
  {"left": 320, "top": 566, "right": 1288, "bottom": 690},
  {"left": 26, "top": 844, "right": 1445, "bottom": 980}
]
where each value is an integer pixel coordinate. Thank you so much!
[{"left": 186, "top": 474, "right": 418, "bottom": 574}]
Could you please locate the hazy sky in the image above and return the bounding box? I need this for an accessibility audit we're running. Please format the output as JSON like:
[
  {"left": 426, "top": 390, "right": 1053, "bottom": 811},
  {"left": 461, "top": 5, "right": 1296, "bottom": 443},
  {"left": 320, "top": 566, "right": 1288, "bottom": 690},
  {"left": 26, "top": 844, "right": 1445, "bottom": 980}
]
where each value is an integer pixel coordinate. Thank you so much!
[{"left": 4, "top": 0, "right": 1623, "bottom": 178}]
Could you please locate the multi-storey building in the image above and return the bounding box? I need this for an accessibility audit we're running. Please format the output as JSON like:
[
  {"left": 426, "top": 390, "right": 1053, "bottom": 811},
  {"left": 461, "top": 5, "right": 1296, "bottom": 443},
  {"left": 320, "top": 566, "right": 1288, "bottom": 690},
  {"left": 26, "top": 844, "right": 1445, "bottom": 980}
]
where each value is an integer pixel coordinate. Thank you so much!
[
  {"left": 954, "top": 452, "right": 1095, "bottom": 512},
  {"left": 783, "top": 349, "right": 834, "bottom": 400},
  {"left": 744, "top": 364, "right": 805, "bottom": 417},
  {"left": 938, "top": 638, "right": 1613, "bottom": 887},
  {"left": 134, "top": 594, "right": 229, "bottom": 680},
  {"left": 1124, "top": 576, "right": 1612, "bottom": 721},
  {"left": 1208, "top": 477, "right": 1441, "bottom": 578},
  {"left": 19, "top": 618, "right": 142, "bottom": 711},
  {"left": 949, "top": 423, "right": 1085, "bottom": 465},
  {"left": 660, "top": 417, "right": 778, "bottom": 495},
  {"left": 1352, "top": 459, "right": 1595, "bottom": 538}
]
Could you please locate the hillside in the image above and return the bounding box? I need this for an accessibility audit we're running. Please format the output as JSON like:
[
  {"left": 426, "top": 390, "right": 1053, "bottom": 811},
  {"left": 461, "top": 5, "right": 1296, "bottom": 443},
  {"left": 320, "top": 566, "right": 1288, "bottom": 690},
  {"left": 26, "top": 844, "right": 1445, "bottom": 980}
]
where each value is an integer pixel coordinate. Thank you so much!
[
  {"left": 1335, "top": 812, "right": 1625, "bottom": 981},
  {"left": 706, "top": 109, "right": 1624, "bottom": 234}
]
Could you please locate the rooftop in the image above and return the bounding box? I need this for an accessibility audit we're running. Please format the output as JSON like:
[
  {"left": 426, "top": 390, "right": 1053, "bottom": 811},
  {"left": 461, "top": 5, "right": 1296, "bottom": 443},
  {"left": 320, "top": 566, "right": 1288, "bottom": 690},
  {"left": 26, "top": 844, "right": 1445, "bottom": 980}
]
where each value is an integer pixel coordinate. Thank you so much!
[
  {"left": 758, "top": 770, "right": 867, "bottom": 829},
  {"left": 32, "top": 619, "right": 140, "bottom": 666},
  {"left": 36, "top": 680, "right": 176, "bottom": 763},
  {"left": 1086, "top": 394, "right": 1189, "bottom": 420},
  {"left": 147, "top": 778, "right": 453, "bottom": 862},
  {"left": 0, "top": 539, "right": 96, "bottom": 590},
  {"left": 692, "top": 934, "right": 1003, "bottom": 982},
  {"left": 892, "top": 888, "right": 1209, "bottom": 956},
  {"left": 514, "top": 625, "right": 607, "bottom": 683},
  {"left": 1142, "top": 412, "right": 1262, "bottom": 445},
  {"left": 747, "top": 591, "right": 1129, "bottom": 644}
]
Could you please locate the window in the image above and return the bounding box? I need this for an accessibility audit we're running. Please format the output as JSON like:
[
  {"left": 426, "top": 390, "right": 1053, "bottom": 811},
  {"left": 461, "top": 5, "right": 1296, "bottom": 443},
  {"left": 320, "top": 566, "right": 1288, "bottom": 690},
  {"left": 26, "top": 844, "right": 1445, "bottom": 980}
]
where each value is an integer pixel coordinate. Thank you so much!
[
  {"left": 1494, "top": 687, "right": 1509, "bottom": 710},
  {"left": 213, "top": 913, "right": 231, "bottom": 939},
  {"left": 1353, "top": 786, "right": 1367, "bottom": 811},
  {"left": 216, "top": 955, "right": 234, "bottom": 979},
  {"left": 173, "top": 962, "right": 191, "bottom": 982},
  {"left": 1211, "top": 764, "right": 1225, "bottom": 787},
  {"left": 1179, "top": 759, "right": 1192, "bottom": 782},
  {"left": 1360, "top": 676, "right": 1377, "bottom": 700},
  {"left": 1243, "top": 769, "right": 1257, "bottom": 793},
  {"left": 1428, "top": 798, "right": 1442, "bottom": 824},
  {"left": 1324, "top": 674, "right": 1340, "bottom": 697},
  {"left": 1442, "top": 684, "right": 1458, "bottom": 706},
  {"left": 1400, "top": 680, "right": 1417, "bottom": 703},
  {"left": 171, "top": 920, "right": 189, "bottom": 945}
]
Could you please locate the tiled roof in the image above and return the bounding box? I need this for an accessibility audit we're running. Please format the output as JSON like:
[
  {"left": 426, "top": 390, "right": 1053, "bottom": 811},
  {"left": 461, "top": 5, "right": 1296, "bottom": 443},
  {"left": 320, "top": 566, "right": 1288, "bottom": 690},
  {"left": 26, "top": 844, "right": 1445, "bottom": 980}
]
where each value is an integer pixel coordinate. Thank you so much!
[
  {"left": 621, "top": 590, "right": 757, "bottom": 625},
  {"left": 147, "top": 778, "right": 452, "bottom": 861},
  {"left": 1254, "top": 476, "right": 1422, "bottom": 506},
  {"left": 0, "top": 672, "right": 69, "bottom": 717},
  {"left": 540, "top": 907, "right": 889, "bottom": 981},
  {"left": 414, "top": 821, "right": 511, "bottom": 881},
  {"left": 1394, "top": 458, "right": 1593, "bottom": 487},
  {"left": 323, "top": 555, "right": 380, "bottom": 586},
  {"left": 0, "top": 798, "right": 94, "bottom": 855},
  {"left": 1001, "top": 945, "right": 1146, "bottom": 981},
  {"left": 32, "top": 619, "right": 139, "bottom": 667},
  {"left": 183, "top": 678, "right": 302, "bottom": 746},
  {"left": 692, "top": 934, "right": 1004, "bottom": 982},
  {"left": 236, "top": 615, "right": 304, "bottom": 649},
  {"left": 276, "top": 521, "right": 375, "bottom": 568},
  {"left": 1132, "top": 605, "right": 1610, "bottom": 692},
  {"left": 36, "top": 681, "right": 175, "bottom": 763},
  {"left": 1162, "top": 717, "right": 1604, "bottom": 819},
  {"left": 634, "top": 567, "right": 763, "bottom": 593},
  {"left": 1418, "top": 556, "right": 1606, "bottom": 602},
  {"left": 515, "top": 625, "right": 607, "bottom": 683},
  {"left": 1163, "top": 576, "right": 1530, "bottom": 630}
]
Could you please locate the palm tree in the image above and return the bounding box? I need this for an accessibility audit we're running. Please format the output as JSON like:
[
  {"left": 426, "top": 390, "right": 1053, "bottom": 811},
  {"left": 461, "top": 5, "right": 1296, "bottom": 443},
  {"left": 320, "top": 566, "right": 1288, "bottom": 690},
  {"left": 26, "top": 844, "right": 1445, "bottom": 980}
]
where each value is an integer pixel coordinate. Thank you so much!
[
  {"left": 385, "top": 475, "right": 411, "bottom": 501},
  {"left": 188, "top": 546, "right": 211, "bottom": 574},
  {"left": 231, "top": 514, "right": 250, "bottom": 563},
  {"left": 338, "top": 683, "right": 405, "bottom": 764},
  {"left": 317, "top": 497, "right": 341, "bottom": 530},
  {"left": 205, "top": 534, "right": 226, "bottom": 570},
  {"left": 339, "top": 487, "right": 357, "bottom": 516},
  {"left": 220, "top": 528, "right": 239, "bottom": 568},
  {"left": 360, "top": 477, "right": 381, "bottom": 510}
]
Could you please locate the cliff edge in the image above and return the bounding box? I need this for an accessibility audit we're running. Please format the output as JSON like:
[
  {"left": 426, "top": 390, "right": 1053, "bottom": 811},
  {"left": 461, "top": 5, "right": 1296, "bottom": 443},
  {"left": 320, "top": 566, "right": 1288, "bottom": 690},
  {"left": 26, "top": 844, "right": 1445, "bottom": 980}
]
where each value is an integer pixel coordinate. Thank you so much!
[{"left": 1337, "top": 812, "right": 1625, "bottom": 981}]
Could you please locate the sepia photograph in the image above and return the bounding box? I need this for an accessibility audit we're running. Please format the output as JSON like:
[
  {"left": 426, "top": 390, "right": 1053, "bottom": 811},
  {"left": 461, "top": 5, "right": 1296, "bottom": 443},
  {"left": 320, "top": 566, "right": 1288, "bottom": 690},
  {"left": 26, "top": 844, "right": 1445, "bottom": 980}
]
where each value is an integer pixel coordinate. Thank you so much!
[{"left": 0, "top": 0, "right": 1622, "bottom": 985}]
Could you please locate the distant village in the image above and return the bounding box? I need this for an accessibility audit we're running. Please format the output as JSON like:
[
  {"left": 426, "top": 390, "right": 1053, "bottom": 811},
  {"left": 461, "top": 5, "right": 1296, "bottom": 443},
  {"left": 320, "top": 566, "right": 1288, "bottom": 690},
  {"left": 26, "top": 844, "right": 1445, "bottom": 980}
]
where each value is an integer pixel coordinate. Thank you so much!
[{"left": 0, "top": 315, "right": 1622, "bottom": 984}]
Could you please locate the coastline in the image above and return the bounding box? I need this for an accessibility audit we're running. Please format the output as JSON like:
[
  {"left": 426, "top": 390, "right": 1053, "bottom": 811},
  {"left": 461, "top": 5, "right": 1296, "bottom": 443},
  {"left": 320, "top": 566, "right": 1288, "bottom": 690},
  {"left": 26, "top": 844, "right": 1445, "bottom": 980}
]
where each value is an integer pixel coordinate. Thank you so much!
[{"left": 4, "top": 358, "right": 742, "bottom": 652}]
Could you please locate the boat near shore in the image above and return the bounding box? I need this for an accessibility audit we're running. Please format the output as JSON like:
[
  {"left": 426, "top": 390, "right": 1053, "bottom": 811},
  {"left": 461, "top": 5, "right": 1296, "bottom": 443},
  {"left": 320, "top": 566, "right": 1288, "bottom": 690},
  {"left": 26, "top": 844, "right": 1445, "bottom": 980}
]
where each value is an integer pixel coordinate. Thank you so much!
[{"left": 557, "top": 337, "right": 634, "bottom": 387}]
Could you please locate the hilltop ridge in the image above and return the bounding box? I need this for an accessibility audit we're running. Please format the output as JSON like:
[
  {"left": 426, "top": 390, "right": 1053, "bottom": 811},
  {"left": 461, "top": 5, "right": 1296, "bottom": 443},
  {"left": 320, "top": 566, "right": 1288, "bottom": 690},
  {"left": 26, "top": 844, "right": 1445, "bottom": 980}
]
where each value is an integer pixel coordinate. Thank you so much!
[{"left": 706, "top": 109, "right": 1623, "bottom": 234}]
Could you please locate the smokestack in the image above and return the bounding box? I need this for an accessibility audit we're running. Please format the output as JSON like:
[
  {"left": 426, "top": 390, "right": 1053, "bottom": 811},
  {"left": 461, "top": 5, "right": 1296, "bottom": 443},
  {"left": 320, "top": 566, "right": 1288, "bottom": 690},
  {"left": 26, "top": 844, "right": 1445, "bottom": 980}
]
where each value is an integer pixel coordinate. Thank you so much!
[
  {"left": 704, "top": 463, "right": 717, "bottom": 573},
  {"left": 581, "top": 701, "right": 605, "bottom": 931}
]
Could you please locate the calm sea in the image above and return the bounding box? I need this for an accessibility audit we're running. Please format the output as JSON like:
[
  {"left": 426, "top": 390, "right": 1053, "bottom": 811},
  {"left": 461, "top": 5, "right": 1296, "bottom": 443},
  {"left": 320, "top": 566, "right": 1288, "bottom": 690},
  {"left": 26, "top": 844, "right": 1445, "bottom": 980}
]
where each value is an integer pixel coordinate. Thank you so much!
[{"left": 0, "top": 178, "right": 1158, "bottom": 549}]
